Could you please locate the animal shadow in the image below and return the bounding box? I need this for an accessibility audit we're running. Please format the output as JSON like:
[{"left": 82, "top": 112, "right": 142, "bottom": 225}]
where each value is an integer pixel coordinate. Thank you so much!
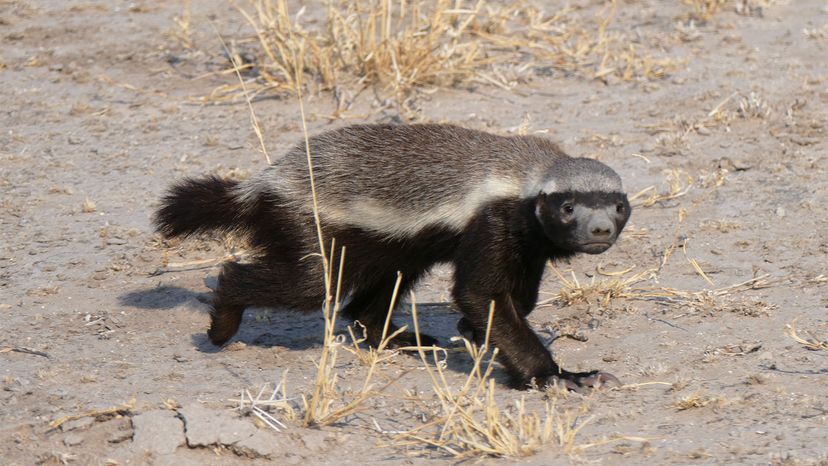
[
  {"left": 119, "top": 284, "right": 207, "bottom": 310},
  {"left": 120, "top": 285, "right": 506, "bottom": 381}
]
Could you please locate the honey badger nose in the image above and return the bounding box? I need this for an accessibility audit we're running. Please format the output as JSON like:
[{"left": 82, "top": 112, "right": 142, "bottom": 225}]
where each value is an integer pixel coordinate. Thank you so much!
[{"left": 589, "top": 217, "right": 614, "bottom": 239}]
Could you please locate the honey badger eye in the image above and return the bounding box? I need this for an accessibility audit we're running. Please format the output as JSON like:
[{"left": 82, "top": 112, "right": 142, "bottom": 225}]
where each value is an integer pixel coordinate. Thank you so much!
[
  {"left": 616, "top": 202, "right": 625, "bottom": 213},
  {"left": 562, "top": 203, "right": 574, "bottom": 215}
]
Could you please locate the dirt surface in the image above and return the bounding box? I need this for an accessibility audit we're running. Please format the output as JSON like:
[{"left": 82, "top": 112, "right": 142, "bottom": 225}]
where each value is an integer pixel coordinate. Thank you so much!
[{"left": 2, "top": 0, "right": 827, "bottom": 464}]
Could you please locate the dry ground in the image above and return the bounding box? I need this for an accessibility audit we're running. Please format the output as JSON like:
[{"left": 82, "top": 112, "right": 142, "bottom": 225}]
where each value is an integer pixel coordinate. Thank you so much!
[{"left": 1, "top": 0, "right": 827, "bottom": 464}]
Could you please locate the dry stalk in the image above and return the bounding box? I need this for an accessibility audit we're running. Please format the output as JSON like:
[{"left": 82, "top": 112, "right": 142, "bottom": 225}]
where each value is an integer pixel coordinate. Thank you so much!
[
  {"left": 149, "top": 252, "right": 247, "bottom": 276},
  {"left": 231, "top": 370, "right": 295, "bottom": 430},
  {"left": 784, "top": 319, "right": 828, "bottom": 352},
  {"left": 301, "top": 241, "right": 345, "bottom": 426},
  {"left": 290, "top": 32, "right": 399, "bottom": 421},
  {"left": 49, "top": 399, "right": 135, "bottom": 430},
  {"left": 210, "top": 21, "right": 271, "bottom": 164},
  {"left": 808, "top": 274, "right": 827, "bottom": 284},
  {"left": 681, "top": 239, "right": 715, "bottom": 286}
]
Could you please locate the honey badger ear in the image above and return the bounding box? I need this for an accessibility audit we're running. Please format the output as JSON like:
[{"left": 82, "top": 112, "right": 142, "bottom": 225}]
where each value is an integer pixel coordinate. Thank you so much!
[{"left": 534, "top": 192, "right": 547, "bottom": 222}]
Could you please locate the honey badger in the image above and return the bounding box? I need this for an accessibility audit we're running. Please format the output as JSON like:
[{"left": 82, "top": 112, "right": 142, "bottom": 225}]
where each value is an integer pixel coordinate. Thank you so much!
[{"left": 155, "top": 124, "right": 631, "bottom": 390}]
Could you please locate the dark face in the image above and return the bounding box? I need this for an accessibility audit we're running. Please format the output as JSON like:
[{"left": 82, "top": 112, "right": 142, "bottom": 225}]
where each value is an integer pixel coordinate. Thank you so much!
[{"left": 535, "top": 191, "right": 631, "bottom": 254}]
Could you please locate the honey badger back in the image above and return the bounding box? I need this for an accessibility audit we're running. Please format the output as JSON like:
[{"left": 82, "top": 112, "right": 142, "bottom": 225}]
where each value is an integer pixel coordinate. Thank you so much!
[{"left": 155, "top": 124, "right": 631, "bottom": 390}]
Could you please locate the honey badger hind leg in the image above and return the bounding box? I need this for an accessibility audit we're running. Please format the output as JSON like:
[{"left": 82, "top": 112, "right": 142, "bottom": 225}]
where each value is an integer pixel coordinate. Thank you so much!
[
  {"left": 208, "top": 260, "right": 325, "bottom": 346},
  {"left": 341, "top": 271, "right": 438, "bottom": 349}
]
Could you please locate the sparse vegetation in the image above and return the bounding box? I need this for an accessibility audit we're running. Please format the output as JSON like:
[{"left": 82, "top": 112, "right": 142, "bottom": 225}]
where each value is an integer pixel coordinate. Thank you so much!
[
  {"left": 211, "top": 0, "right": 678, "bottom": 107},
  {"left": 392, "top": 298, "right": 593, "bottom": 458}
]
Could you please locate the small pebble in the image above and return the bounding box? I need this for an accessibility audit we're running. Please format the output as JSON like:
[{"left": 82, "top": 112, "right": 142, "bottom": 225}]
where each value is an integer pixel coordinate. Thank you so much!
[{"left": 63, "top": 433, "right": 84, "bottom": 446}]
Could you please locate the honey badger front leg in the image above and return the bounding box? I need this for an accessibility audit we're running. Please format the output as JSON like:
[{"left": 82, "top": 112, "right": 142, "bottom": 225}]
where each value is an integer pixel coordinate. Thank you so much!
[{"left": 451, "top": 200, "right": 619, "bottom": 391}]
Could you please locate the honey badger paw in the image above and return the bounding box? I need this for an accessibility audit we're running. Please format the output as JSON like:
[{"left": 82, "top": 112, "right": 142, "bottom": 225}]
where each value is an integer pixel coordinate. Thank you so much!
[
  {"left": 542, "top": 370, "right": 621, "bottom": 393},
  {"left": 385, "top": 331, "right": 438, "bottom": 350}
]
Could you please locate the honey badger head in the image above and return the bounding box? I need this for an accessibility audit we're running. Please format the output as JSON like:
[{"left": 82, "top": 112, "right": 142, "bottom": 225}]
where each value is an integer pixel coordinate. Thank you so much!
[{"left": 534, "top": 157, "right": 631, "bottom": 255}]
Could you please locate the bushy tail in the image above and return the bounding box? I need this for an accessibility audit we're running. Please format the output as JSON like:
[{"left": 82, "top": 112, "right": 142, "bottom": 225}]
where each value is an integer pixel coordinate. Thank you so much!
[{"left": 154, "top": 175, "right": 250, "bottom": 238}]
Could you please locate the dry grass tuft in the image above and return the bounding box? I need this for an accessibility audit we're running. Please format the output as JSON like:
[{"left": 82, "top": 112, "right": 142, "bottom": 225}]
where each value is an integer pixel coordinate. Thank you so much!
[
  {"left": 232, "top": 370, "right": 295, "bottom": 431},
  {"left": 544, "top": 263, "right": 656, "bottom": 307},
  {"left": 391, "top": 298, "right": 592, "bottom": 458},
  {"left": 673, "top": 391, "right": 714, "bottom": 410},
  {"left": 81, "top": 197, "right": 97, "bottom": 213},
  {"left": 737, "top": 91, "right": 771, "bottom": 119},
  {"left": 542, "top": 256, "right": 773, "bottom": 315},
  {"left": 700, "top": 219, "right": 741, "bottom": 233},
  {"left": 171, "top": 0, "right": 193, "bottom": 49},
  {"left": 745, "top": 374, "right": 767, "bottom": 385},
  {"left": 215, "top": 0, "right": 678, "bottom": 107},
  {"left": 301, "top": 244, "right": 367, "bottom": 426},
  {"left": 784, "top": 319, "right": 828, "bottom": 352},
  {"left": 629, "top": 169, "right": 694, "bottom": 208},
  {"left": 681, "top": 0, "right": 729, "bottom": 22}
]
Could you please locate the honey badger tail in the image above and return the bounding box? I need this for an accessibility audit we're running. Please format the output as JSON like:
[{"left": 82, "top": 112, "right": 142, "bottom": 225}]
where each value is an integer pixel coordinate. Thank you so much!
[{"left": 154, "top": 175, "right": 248, "bottom": 239}]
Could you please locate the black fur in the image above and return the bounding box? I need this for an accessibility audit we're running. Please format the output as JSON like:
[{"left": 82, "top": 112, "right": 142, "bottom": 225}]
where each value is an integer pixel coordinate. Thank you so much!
[{"left": 154, "top": 176, "right": 247, "bottom": 238}]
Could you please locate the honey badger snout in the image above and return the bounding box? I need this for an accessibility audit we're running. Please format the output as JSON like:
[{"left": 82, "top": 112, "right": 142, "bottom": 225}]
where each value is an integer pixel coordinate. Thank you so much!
[
  {"left": 575, "top": 208, "right": 620, "bottom": 254},
  {"left": 587, "top": 214, "right": 615, "bottom": 239}
]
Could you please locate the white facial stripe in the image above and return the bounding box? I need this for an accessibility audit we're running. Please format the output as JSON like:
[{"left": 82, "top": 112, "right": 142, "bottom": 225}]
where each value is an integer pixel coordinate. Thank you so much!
[{"left": 538, "top": 175, "right": 622, "bottom": 194}]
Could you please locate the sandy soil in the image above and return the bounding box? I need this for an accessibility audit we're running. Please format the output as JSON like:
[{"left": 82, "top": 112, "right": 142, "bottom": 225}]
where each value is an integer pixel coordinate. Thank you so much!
[{"left": 2, "top": 0, "right": 827, "bottom": 464}]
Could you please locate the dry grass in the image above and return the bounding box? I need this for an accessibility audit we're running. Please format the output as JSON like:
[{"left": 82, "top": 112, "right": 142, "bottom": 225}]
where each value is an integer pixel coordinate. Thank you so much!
[
  {"left": 212, "top": 0, "right": 678, "bottom": 107},
  {"left": 682, "top": 240, "right": 714, "bottom": 286},
  {"left": 784, "top": 319, "right": 828, "bottom": 352},
  {"left": 629, "top": 169, "right": 694, "bottom": 208},
  {"left": 81, "top": 197, "right": 97, "bottom": 213},
  {"left": 541, "top": 255, "right": 773, "bottom": 314},
  {"left": 212, "top": 22, "right": 271, "bottom": 164},
  {"left": 681, "top": 0, "right": 729, "bottom": 22},
  {"left": 544, "top": 263, "right": 656, "bottom": 308},
  {"left": 171, "top": 0, "right": 193, "bottom": 49},
  {"left": 640, "top": 89, "right": 773, "bottom": 147},
  {"left": 278, "top": 199, "right": 409, "bottom": 428},
  {"left": 300, "top": 243, "right": 369, "bottom": 426},
  {"left": 390, "top": 298, "right": 593, "bottom": 458},
  {"left": 48, "top": 399, "right": 135, "bottom": 430},
  {"left": 231, "top": 370, "right": 294, "bottom": 431},
  {"left": 673, "top": 392, "right": 707, "bottom": 410},
  {"left": 737, "top": 91, "right": 772, "bottom": 119}
]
